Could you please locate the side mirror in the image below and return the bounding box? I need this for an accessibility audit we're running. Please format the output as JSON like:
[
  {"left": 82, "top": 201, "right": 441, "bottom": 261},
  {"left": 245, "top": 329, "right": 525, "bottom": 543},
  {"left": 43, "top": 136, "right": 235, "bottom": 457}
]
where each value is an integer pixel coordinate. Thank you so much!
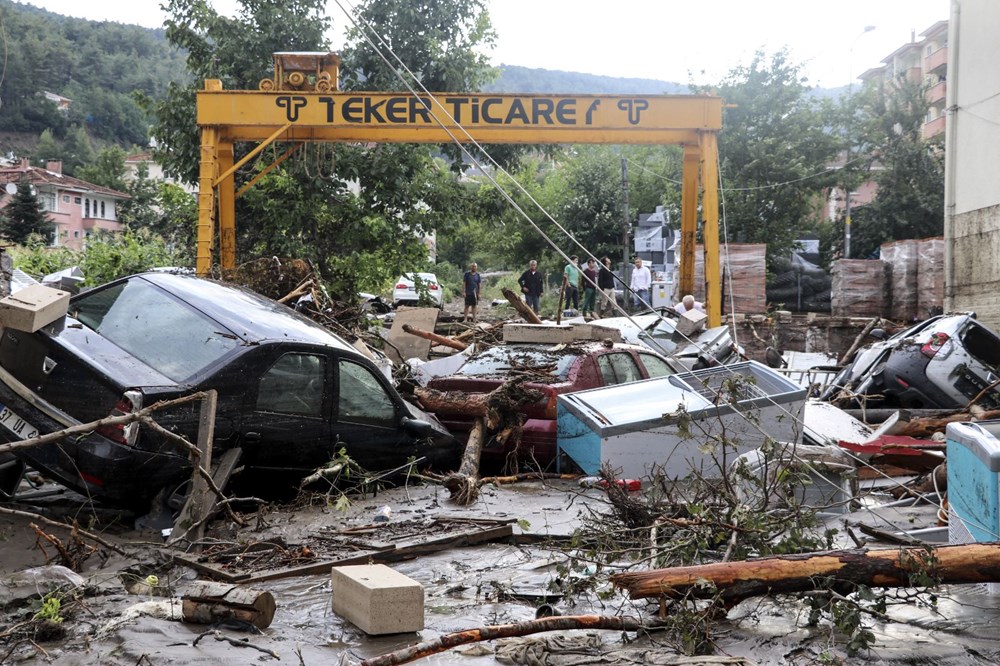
[
  {"left": 764, "top": 346, "right": 786, "bottom": 369},
  {"left": 869, "top": 328, "right": 887, "bottom": 341},
  {"left": 401, "top": 416, "right": 436, "bottom": 437}
]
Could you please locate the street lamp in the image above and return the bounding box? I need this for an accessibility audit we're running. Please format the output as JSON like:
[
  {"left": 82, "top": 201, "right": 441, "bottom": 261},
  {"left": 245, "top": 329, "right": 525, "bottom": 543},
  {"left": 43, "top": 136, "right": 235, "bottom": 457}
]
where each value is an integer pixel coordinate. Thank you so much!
[{"left": 844, "top": 25, "right": 876, "bottom": 259}]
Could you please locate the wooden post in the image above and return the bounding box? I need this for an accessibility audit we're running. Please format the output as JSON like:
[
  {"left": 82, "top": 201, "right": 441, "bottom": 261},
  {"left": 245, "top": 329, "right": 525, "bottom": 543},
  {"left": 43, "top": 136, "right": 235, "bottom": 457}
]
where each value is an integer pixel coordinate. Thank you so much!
[
  {"left": 556, "top": 276, "right": 567, "bottom": 325},
  {"left": 169, "top": 390, "right": 217, "bottom": 549}
]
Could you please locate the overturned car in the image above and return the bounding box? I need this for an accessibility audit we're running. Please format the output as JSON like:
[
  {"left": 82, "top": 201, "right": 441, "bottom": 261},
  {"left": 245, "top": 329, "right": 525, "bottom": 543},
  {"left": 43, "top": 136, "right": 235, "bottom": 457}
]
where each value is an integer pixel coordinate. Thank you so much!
[
  {"left": 821, "top": 312, "right": 1000, "bottom": 410},
  {"left": 0, "top": 273, "right": 459, "bottom": 508}
]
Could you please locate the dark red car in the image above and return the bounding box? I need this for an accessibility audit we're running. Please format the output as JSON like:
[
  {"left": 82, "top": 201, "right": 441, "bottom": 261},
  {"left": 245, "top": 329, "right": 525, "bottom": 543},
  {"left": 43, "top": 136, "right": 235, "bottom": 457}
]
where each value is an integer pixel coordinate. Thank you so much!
[{"left": 423, "top": 341, "right": 677, "bottom": 472}]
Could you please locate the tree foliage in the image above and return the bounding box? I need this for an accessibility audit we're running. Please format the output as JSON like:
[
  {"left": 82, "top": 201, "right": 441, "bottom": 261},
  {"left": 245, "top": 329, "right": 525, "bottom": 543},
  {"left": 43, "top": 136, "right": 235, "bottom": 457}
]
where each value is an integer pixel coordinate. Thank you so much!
[
  {"left": 0, "top": 180, "right": 55, "bottom": 244},
  {"left": 848, "top": 77, "right": 944, "bottom": 258},
  {"left": 692, "top": 50, "right": 841, "bottom": 265},
  {"left": 0, "top": 0, "right": 187, "bottom": 143}
]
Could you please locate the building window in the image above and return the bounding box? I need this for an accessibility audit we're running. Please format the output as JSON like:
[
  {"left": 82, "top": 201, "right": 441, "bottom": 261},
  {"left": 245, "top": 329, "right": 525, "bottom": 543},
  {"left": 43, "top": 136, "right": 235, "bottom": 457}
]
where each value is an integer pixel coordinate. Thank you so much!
[
  {"left": 73, "top": 231, "right": 79, "bottom": 238},
  {"left": 62, "top": 195, "right": 70, "bottom": 203},
  {"left": 38, "top": 192, "right": 56, "bottom": 212},
  {"left": 74, "top": 196, "right": 81, "bottom": 204},
  {"left": 85, "top": 199, "right": 90, "bottom": 218}
]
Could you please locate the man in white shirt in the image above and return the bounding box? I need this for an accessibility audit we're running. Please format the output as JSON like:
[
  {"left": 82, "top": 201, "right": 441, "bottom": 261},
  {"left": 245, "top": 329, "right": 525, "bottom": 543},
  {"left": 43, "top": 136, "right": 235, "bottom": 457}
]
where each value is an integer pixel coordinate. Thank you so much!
[
  {"left": 629, "top": 258, "right": 652, "bottom": 312},
  {"left": 674, "top": 294, "right": 705, "bottom": 314}
]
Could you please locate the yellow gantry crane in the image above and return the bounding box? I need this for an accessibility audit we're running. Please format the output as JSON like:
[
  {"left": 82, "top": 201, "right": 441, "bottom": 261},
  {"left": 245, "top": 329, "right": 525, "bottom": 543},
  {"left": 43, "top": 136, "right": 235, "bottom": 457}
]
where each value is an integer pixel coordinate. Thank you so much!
[{"left": 195, "top": 52, "right": 725, "bottom": 325}]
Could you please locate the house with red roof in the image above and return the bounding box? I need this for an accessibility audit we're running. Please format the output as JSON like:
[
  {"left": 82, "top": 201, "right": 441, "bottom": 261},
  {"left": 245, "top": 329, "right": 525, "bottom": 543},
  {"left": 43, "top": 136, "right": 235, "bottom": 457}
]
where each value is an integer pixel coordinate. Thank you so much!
[{"left": 0, "top": 159, "right": 128, "bottom": 250}]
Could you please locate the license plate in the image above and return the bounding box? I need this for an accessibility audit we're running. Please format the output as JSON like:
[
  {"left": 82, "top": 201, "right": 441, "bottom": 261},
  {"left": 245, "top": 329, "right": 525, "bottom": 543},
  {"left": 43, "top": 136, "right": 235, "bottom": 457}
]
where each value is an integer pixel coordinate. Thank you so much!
[{"left": 0, "top": 404, "right": 39, "bottom": 441}]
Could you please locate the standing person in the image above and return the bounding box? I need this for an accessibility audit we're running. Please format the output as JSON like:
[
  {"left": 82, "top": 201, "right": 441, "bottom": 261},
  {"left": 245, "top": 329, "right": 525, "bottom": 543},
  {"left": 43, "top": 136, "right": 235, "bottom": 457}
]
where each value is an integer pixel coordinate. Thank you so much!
[
  {"left": 629, "top": 258, "right": 652, "bottom": 312},
  {"left": 598, "top": 256, "right": 616, "bottom": 316},
  {"left": 581, "top": 258, "right": 598, "bottom": 319},
  {"left": 517, "top": 259, "right": 544, "bottom": 315},
  {"left": 563, "top": 255, "right": 581, "bottom": 311},
  {"left": 463, "top": 262, "right": 481, "bottom": 322}
]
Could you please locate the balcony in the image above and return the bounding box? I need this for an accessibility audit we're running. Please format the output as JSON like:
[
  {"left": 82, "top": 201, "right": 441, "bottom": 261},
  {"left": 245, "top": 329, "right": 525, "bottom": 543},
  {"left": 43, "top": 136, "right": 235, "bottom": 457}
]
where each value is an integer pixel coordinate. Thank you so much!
[
  {"left": 924, "top": 46, "right": 948, "bottom": 75},
  {"left": 923, "top": 115, "right": 946, "bottom": 139},
  {"left": 926, "top": 80, "right": 947, "bottom": 107}
]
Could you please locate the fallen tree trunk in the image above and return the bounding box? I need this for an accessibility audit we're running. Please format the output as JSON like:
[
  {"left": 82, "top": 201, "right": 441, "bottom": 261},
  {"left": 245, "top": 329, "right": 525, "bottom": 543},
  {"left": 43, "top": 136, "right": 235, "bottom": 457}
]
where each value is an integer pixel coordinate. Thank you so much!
[
  {"left": 361, "top": 614, "right": 666, "bottom": 666},
  {"left": 181, "top": 581, "right": 276, "bottom": 630},
  {"left": 611, "top": 543, "right": 1000, "bottom": 604},
  {"left": 443, "top": 417, "right": 485, "bottom": 504},
  {"left": 414, "top": 388, "right": 490, "bottom": 418},
  {"left": 401, "top": 324, "right": 468, "bottom": 351},
  {"left": 501, "top": 287, "right": 543, "bottom": 325}
]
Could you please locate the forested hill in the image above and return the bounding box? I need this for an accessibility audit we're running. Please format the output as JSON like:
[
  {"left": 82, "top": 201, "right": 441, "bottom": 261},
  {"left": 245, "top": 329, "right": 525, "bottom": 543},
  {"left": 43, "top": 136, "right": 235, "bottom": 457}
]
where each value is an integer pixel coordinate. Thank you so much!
[
  {"left": 487, "top": 66, "right": 688, "bottom": 95},
  {"left": 0, "top": 0, "right": 188, "bottom": 148}
]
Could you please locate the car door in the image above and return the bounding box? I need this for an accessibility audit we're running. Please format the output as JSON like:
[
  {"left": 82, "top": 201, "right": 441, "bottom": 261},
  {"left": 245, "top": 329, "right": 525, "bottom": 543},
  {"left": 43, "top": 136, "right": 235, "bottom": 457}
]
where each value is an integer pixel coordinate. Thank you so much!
[
  {"left": 637, "top": 352, "right": 674, "bottom": 379},
  {"left": 332, "top": 356, "right": 414, "bottom": 471},
  {"left": 239, "top": 348, "right": 332, "bottom": 484},
  {"left": 596, "top": 351, "right": 644, "bottom": 386}
]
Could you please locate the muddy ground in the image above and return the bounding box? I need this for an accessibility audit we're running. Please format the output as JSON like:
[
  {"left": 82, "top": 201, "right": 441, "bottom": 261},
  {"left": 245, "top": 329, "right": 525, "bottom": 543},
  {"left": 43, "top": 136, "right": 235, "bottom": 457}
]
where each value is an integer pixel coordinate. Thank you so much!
[{"left": 3, "top": 478, "right": 1000, "bottom": 665}]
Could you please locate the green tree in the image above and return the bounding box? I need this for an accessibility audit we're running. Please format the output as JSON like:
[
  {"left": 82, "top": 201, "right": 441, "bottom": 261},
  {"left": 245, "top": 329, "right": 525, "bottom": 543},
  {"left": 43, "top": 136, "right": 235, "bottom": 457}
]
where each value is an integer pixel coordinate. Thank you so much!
[
  {"left": 848, "top": 77, "right": 944, "bottom": 258},
  {"left": 691, "top": 50, "right": 841, "bottom": 266},
  {"left": 1, "top": 180, "right": 55, "bottom": 244},
  {"left": 148, "top": 0, "right": 495, "bottom": 297},
  {"left": 76, "top": 145, "right": 129, "bottom": 192},
  {"left": 34, "top": 129, "right": 62, "bottom": 164},
  {"left": 79, "top": 228, "right": 186, "bottom": 285},
  {"left": 62, "top": 125, "right": 96, "bottom": 176}
]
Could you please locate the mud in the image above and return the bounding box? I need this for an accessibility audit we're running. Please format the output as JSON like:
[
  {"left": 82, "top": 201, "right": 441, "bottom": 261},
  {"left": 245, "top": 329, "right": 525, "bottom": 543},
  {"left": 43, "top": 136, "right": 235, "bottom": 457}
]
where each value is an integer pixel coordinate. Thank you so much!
[{"left": 3, "top": 481, "right": 1000, "bottom": 665}]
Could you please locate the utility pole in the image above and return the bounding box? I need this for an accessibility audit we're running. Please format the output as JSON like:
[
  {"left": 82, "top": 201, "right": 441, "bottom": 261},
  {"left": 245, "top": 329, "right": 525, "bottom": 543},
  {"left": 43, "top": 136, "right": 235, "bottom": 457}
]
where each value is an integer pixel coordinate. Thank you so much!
[{"left": 621, "top": 158, "right": 631, "bottom": 299}]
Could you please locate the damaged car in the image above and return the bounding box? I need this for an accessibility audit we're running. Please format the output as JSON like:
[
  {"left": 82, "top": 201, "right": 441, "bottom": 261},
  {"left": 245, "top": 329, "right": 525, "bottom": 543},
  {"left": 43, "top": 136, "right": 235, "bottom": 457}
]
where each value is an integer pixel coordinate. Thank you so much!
[
  {"left": 821, "top": 312, "right": 1000, "bottom": 410},
  {"left": 422, "top": 340, "right": 678, "bottom": 471},
  {"left": 0, "top": 273, "right": 459, "bottom": 508},
  {"left": 593, "top": 307, "right": 741, "bottom": 370}
]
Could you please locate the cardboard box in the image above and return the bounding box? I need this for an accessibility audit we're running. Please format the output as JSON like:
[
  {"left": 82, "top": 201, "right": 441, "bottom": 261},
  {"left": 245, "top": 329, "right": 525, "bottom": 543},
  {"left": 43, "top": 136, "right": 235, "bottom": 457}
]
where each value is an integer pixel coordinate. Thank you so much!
[{"left": 0, "top": 285, "right": 70, "bottom": 332}]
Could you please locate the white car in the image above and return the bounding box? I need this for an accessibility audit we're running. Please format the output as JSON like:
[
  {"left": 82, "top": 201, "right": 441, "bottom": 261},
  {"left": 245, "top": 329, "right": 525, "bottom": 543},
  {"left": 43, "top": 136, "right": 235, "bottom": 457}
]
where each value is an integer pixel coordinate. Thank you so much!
[{"left": 392, "top": 272, "right": 444, "bottom": 308}]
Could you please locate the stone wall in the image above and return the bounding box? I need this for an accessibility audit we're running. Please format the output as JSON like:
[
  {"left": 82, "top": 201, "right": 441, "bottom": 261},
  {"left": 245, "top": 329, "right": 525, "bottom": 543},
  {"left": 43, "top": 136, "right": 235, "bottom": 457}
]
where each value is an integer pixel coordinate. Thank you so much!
[{"left": 951, "top": 204, "right": 1000, "bottom": 331}]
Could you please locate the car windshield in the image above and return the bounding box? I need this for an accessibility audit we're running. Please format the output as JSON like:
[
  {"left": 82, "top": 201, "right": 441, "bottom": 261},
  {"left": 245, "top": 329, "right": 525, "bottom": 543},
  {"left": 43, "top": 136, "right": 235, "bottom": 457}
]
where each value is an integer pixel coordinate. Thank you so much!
[
  {"left": 458, "top": 346, "right": 580, "bottom": 380},
  {"left": 72, "top": 278, "right": 240, "bottom": 381}
]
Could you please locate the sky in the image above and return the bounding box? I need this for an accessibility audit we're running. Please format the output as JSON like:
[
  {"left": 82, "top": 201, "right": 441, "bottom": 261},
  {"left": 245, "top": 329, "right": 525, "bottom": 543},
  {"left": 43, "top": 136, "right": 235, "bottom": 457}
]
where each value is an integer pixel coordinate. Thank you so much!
[{"left": 16, "top": 0, "right": 948, "bottom": 88}]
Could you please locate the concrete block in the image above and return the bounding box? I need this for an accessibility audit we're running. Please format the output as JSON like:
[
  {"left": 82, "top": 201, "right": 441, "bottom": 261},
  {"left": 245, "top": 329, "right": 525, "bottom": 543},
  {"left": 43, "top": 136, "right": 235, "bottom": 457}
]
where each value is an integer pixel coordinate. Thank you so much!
[
  {"left": 503, "top": 323, "right": 573, "bottom": 344},
  {"left": 331, "top": 564, "right": 423, "bottom": 634},
  {"left": 0, "top": 285, "right": 70, "bottom": 333},
  {"left": 571, "top": 323, "right": 622, "bottom": 343},
  {"left": 676, "top": 309, "right": 708, "bottom": 337}
]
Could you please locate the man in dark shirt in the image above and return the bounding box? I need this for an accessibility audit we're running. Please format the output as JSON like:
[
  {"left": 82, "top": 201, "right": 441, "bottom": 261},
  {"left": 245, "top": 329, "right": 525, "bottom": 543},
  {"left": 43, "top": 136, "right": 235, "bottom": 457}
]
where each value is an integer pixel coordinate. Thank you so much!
[
  {"left": 598, "top": 257, "right": 616, "bottom": 316},
  {"left": 463, "top": 262, "right": 481, "bottom": 322},
  {"left": 517, "top": 259, "right": 544, "bottom": 314}
]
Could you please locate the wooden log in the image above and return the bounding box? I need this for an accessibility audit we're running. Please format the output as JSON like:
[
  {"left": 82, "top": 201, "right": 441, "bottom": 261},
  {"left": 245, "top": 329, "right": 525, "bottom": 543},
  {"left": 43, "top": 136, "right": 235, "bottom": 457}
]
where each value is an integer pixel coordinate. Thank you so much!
[
  {"left": 838, "top": 316, "right": 882, "bottom": 365},
  {"left": 414, "top": 387, "right": 489, "bottom": 417},
  {"left": 443, "top": 417, "right": 485, "bottom": 504},
  {"left": 361, "top": 614, "right": 665, "bottom": 666},
  {"left": 181, "top": 580, "right": 276, "bottom": 629},
  {"left": 611, "top": 543, "right": 1000, "bottom": 604},
  {"left": 401, "top": 324, "right": 468, "bottom": 351},
  {"left": 500, "top": 287, "right": 542, "bottom": 324},
  {"left": 453, "top": 320, "right": 503, "bottom": 343}
]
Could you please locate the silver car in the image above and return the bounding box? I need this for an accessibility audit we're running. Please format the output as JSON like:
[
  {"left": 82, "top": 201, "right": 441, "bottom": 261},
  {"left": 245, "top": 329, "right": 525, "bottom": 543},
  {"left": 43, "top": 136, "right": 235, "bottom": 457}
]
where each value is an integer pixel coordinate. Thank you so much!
[{"left": 822, "top": 313, "right": 1000, "bottom": 410}]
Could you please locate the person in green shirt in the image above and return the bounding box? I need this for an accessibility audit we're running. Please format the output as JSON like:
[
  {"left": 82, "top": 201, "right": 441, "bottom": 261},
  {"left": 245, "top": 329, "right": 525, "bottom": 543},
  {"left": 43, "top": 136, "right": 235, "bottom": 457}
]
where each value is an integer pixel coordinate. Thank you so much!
[{"left": 563, "top": 255, "right": 581, "bottom": 310}]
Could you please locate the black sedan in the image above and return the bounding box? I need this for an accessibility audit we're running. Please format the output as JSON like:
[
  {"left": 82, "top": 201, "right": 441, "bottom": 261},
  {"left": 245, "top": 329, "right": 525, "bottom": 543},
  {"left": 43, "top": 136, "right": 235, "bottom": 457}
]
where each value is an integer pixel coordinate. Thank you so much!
[{"left": 0, "top": 273, "right": 459, "bottom": 508}]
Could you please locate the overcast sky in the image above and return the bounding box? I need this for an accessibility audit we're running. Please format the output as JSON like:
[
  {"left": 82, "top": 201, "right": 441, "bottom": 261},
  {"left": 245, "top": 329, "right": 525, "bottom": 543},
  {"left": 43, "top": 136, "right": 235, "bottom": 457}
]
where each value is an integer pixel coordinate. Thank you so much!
[{"left": 17, "top": 0, "right": 948, "bottom": 88}]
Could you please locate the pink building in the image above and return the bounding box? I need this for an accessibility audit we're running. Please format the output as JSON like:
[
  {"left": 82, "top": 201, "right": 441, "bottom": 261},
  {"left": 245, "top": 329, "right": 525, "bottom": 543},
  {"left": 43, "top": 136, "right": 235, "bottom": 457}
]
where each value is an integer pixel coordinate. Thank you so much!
[{"left": 0, "top": 159, "right": 127, "bottom": 250}]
